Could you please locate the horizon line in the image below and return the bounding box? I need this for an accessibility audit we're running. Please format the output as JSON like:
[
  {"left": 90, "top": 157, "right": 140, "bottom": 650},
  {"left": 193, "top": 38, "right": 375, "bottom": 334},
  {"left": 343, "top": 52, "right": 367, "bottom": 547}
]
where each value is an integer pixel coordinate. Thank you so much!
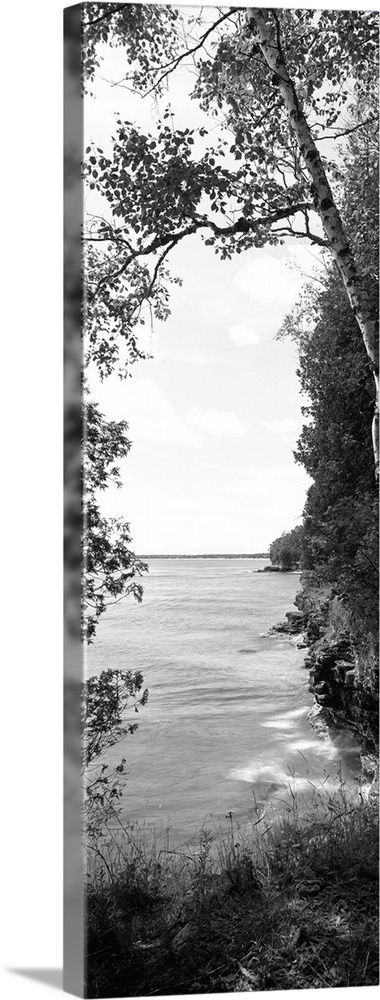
[{"left": 138, "top": 552, "right": 270, "bottom": 559}]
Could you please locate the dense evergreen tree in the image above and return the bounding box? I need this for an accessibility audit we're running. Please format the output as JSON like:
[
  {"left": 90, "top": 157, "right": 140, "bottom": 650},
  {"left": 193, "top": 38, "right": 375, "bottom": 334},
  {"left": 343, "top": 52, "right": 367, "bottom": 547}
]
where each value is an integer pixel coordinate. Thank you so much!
[
  {"left": 269, "top": 526, "right": 303, "bottom": 570},
  {"left": 294, "top": 270, "right": 378, "bottom": 636}
]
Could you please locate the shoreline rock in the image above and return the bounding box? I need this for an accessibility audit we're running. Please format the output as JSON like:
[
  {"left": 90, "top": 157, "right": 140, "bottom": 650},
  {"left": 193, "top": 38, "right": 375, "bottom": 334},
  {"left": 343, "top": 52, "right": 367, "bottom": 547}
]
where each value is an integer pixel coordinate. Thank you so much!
[
  {"left": 272, "top": 600, "right": 378, "bottom": 765},
  {"left": 268, "top": 610, "right": 306, "bottom": 637},
  {"left": 307, "top": 702, "right": 379, "bottom": 793},
  {"left": 257, "top": 566, "right": 300, "bottom": 573},
  {"left": 306, "top": 633, "right": 378, "bottom": 754}
]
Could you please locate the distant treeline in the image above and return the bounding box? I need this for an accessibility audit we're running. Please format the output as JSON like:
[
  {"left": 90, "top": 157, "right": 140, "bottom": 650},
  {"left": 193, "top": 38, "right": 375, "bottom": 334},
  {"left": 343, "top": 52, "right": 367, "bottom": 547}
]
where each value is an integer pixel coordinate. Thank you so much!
[{"left": 138, "top": 553, "right": 270, "bottom": 560}]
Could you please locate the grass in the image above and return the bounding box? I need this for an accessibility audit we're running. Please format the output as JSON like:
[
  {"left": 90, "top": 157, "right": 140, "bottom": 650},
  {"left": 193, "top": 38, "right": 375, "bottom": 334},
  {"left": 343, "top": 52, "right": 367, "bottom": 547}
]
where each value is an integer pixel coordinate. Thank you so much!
[{"left": 84, "top": 775, "right": 378, "bottom": 997}]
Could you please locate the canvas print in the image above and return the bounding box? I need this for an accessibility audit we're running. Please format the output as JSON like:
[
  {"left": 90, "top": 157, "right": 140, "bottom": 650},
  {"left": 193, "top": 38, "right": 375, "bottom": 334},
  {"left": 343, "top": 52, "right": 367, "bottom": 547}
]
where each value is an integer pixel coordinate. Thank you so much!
[{"left": 65, "top": 2, "right": 379, "bottom": 996}]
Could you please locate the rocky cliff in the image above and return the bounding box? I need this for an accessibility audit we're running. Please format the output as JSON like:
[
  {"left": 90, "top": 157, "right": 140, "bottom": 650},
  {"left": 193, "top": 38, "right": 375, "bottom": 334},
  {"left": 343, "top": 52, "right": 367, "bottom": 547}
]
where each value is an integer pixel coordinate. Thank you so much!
[
  {"left": 272, "top": 591, "right": 378, "bottom": 759},
  {"left": 295, "top": 590, "right": 379, "bottom": 758}
]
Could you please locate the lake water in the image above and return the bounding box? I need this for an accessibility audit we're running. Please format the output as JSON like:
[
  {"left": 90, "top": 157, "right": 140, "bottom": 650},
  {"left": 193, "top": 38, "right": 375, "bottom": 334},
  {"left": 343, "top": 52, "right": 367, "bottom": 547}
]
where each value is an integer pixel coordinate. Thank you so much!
[{"left": 84, "top": 558, "right": 362, "bottom": 841}]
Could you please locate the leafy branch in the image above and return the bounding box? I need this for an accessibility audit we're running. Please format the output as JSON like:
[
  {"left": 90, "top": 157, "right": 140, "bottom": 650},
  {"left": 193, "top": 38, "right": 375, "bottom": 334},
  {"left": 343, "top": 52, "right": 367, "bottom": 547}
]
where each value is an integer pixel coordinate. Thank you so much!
[
  {"left": 83, "top": 4, "right": 129, "bottom": 30},
  {"left": 143, "top": 8, "right": 242, "bottom": 97}
]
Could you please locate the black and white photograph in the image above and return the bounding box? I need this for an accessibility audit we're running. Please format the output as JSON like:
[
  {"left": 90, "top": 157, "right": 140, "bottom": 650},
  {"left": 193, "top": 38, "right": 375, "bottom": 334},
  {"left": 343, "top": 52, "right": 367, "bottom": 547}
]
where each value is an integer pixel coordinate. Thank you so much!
[
  {"left": 77, "top": 2, "right": 379, "bottom": 996},
  {"left": 76, "top": 2, "right": 378, "bottom": 996}
]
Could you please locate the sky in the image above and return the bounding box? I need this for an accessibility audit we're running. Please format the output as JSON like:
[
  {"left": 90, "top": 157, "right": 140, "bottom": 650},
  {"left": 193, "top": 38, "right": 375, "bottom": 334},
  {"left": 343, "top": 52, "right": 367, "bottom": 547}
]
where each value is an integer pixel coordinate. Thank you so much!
[{"left": 83, "top": 8, "right": 327, "bottom": 555}]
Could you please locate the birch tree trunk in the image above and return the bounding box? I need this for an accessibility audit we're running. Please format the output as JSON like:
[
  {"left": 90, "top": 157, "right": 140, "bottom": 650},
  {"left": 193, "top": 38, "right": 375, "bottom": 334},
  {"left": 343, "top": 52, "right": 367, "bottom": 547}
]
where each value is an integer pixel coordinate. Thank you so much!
[{"left": 247, "top": 8, "right": 379, "bottom": 475}]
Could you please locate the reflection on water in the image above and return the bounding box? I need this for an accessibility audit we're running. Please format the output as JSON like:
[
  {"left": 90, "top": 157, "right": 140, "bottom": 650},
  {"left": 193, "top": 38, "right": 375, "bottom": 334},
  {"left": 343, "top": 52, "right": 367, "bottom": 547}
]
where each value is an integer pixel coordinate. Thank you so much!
[{"left": 84, "top": 558, "right": 362, "bottom": 839}]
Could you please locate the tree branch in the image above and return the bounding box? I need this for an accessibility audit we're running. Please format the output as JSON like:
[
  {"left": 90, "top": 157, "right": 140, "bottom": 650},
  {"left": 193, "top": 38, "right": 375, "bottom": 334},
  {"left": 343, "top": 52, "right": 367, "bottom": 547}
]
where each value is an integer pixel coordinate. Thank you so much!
[
  {"left": 272, "top": 226, "right": 328, "bottom": 247},
  {"left": 302, "top": 208, "right": 329, "bottom": 247},
  {"left": 313, "top": 116, "right": 378, "bottom": 141},
  {"left": 83, "top": 4, "right": 129, "bottom": 30},
  {"left": 145, "top": 242, "right": 177, "bottom": 300},
  {"left": 143, "top": 8, "right": 241, "bottom": 97},
  {"left": 197, "top": 201, "right": 316, "bottom": 237},
  {"left": 87, "top": 201, "right": 319, "bottom": 300},
  {"left": 89, "top": 223, "right": 200, "bottom": 300},
  {"left": 126, "top": 241, "right": 179, "bottom": 328}
]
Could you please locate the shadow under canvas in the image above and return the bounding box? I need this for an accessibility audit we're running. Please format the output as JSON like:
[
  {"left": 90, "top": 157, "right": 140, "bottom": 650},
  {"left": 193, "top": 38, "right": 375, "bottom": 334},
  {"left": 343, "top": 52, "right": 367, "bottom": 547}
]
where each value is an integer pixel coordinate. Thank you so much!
[{"left": 9, "top": 968, "right": 63, "bottom": 990}]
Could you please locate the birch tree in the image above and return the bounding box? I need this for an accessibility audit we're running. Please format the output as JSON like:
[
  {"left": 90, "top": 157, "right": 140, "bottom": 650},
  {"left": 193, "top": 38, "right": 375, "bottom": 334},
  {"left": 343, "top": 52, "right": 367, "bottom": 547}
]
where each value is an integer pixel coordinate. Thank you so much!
[{"left": 246, "top": 8, "right": 378, "bottom": 471}]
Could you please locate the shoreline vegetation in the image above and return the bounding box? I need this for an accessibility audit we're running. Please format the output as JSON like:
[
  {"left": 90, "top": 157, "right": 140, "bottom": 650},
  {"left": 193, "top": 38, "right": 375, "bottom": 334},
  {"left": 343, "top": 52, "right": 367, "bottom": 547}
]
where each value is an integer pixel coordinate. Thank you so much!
[{"left": 86, "top": 775, "right": 378, "bottom": 997}]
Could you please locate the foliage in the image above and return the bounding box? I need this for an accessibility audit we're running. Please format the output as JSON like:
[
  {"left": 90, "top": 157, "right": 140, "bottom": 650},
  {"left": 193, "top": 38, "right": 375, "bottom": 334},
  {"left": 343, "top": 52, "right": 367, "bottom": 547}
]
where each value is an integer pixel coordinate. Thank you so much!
[
  {"left": 82, "top": 7, "right": 378, "bottom": 343},
  {"left": 81, "top": 402, "right": 148, "bottom": 841},
  {"left": 339, "top": 85, "right": 379, "bottom": 293},
  {"left": 82, "top": 393, "right": 148, "bottom": 643},
  {"left": 82, "top": 3, "right": 181, "bottom": 93},
  {"left": 83, "top": 235, "right": 182, "bottom": 381},
  {"left": 82, "top": 668, "right": 148, "bottom": 845},
  {"left": 82, "top": 5, "right": 379, "bottom": 482},
  {"left": 85, "top": 779, "right": 379, "bottom": 997},
  {"left": 269, "top": 525, "right": 303, "bottom": 570},
  {"left": 195, "top": 8, "right": 377, "bottom": 178},
  {"left": 82, "top": 668, "right": 148, "bottom": 769}
]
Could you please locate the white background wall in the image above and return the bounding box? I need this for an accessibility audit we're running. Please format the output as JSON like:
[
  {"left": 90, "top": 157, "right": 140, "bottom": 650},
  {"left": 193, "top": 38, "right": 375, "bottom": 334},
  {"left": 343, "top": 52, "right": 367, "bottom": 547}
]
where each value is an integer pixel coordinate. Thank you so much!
[{"left": 0, "top": 2, "right": 377, "bottom": 1000}]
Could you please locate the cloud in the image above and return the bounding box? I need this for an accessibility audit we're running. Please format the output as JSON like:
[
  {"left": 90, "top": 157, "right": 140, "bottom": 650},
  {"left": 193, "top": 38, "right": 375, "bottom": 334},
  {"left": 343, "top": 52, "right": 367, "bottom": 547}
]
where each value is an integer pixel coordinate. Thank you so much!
[
  {"left": 227, "top": 323, "right": 261, "bottom": 346},
  {"left": 161, "top": 347, "right": 240, "bottom": 367},
  {"left": 184, "top": 407, "right": 250, "bottom": 440},
  {"left": 86, "top": 375, "right": 252, "bottom": 450},
  {"left": 218, "top": 462, "right": 311, "bottom": 543},
  {"left": 96, "top": 457, "right": 311, "bottom": 554},
  {"left": 124, "top": 377, "right": 203, "bottom": 448},
  {"left": 234, "top": 254, "right": 307, "bottom": 311},
  {"left": 267, "top": 418, "right": 298, "bottom": 436},
  {"left": 232, "top": 246, "right": 324, "bottom": 342}
]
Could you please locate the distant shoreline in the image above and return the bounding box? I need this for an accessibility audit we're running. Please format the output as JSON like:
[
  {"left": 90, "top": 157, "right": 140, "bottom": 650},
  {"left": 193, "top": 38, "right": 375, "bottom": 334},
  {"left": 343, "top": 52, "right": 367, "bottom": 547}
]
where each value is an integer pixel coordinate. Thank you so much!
[{"left": 138, "top": 553, "right": 270, "bottom": 560}]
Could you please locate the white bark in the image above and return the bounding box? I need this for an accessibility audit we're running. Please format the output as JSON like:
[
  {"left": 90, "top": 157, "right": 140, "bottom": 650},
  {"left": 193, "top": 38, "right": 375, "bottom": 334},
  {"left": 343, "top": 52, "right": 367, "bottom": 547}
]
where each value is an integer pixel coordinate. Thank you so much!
[{"left": 247, "top": 8, "right": 379, "bottom": 474}]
